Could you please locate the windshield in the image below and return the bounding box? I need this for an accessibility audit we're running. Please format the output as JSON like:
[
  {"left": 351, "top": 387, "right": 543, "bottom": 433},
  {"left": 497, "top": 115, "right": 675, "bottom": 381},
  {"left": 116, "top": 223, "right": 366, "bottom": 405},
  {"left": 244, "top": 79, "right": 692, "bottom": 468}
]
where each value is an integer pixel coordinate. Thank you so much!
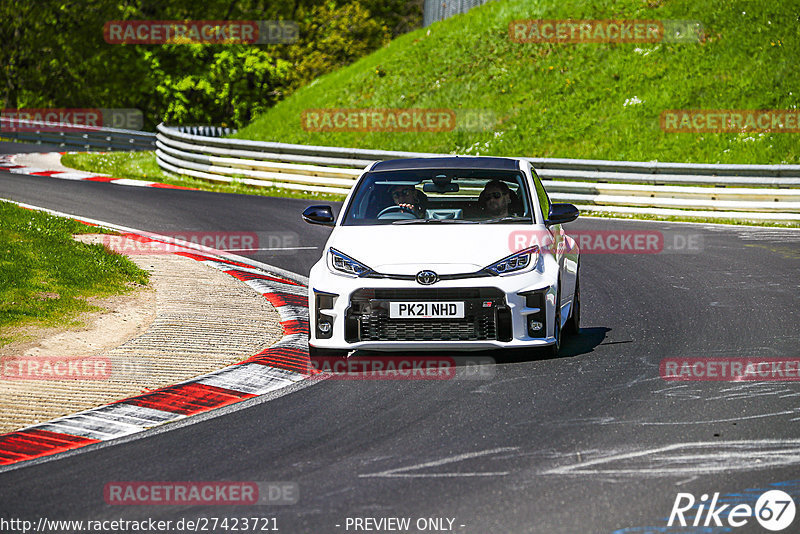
[{"left": 342, "top": 169, "right": 533, "bottom": 225}]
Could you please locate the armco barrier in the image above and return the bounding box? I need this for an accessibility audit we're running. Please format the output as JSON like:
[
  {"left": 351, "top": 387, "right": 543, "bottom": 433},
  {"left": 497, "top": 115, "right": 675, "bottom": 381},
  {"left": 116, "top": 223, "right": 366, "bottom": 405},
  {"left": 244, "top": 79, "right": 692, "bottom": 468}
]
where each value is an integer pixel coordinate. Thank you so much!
[
  {"left": 3, "top": 116, "right": 794, "bottom": 220},
  {"left": 155, "top": 123, "right": 800, "bottom": 221},
  {"left": 0, "top": 117, "right": 155, "bottom": 151}
]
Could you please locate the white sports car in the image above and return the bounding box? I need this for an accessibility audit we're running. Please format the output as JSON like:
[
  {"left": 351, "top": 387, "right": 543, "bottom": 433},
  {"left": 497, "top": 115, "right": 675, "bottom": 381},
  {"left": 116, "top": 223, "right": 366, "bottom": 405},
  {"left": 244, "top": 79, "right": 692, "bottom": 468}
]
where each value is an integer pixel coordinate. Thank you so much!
[{"left": 302, "top": 156, "right": 580, "bottom": 357}]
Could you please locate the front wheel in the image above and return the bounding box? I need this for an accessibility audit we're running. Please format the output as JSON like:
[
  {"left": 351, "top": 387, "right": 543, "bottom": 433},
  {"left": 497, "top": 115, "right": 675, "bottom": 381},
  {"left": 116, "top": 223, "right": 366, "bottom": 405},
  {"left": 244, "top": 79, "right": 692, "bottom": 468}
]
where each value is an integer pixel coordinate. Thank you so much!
[
  {"left": 564, "top": 269, "right": 580, "bottom": 335},
  {"left": 543, "top": 292, "right": 561, "bottom": 358},
  {"left": 308, "top": 345, "right": 350, "bottom": 359},
  {"left": 307, "top": 345, "right": 349, "bottom": 374}
]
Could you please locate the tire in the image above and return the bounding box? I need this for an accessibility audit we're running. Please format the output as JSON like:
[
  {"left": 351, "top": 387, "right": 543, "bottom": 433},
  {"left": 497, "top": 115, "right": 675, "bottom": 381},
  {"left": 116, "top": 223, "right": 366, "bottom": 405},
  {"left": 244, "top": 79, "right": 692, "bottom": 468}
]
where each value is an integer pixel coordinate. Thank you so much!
[
  {"left": 307, "top": 345, "right": 349, "bottom": 374},
  {"left": 308, "top": 345, "right": 350, "bottom": 359},
  {"left": 544, "top": 291, "right": 561, "bottom": 358},
  {"left": 564, "top": 268, "right": 580, "bottom": 336}
]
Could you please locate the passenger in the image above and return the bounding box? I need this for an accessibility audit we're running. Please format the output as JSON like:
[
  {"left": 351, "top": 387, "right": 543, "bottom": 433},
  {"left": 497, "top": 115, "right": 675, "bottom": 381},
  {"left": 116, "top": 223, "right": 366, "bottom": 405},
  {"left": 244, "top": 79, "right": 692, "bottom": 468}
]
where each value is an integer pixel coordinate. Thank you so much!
[{"left": 478, "top": 180, "right": 515, "bottom": 218}]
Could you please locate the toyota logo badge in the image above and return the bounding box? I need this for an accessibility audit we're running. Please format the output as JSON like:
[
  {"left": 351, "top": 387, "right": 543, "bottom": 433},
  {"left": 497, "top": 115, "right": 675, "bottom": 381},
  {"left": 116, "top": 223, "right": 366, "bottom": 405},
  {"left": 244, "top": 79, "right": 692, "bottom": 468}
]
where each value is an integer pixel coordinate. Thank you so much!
[{"left": 416, "top": 270, "right": 439, "bottom": 285}]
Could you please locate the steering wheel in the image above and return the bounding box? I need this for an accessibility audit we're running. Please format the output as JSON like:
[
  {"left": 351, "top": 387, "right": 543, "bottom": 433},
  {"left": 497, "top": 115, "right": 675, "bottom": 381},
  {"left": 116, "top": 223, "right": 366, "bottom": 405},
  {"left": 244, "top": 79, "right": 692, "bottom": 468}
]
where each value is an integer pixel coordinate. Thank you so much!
[{"left": 377, "top": 205, "right": 418, "bottom": 219}]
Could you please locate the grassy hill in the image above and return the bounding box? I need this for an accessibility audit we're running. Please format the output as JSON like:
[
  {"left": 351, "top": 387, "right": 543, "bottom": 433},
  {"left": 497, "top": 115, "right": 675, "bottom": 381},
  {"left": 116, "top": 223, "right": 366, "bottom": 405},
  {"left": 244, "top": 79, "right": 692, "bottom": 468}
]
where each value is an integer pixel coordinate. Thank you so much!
[{"left": 234, "top": 0, "right": 799, "bottom": 164}]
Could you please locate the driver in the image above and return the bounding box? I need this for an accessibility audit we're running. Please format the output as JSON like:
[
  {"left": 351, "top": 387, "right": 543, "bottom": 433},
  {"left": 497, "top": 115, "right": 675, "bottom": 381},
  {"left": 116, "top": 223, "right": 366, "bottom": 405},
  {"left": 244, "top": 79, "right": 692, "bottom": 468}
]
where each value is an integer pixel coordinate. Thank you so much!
[{"left": 389, "top": 184, "right": 427, "bottom": 217}]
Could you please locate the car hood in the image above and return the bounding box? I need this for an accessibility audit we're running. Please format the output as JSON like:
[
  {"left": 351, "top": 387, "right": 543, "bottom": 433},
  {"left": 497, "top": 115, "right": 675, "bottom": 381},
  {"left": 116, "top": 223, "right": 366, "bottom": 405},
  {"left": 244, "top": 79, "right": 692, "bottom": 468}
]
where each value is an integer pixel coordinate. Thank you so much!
[{"left": 326, "top": 224, "right": 548, "bottom": 275}]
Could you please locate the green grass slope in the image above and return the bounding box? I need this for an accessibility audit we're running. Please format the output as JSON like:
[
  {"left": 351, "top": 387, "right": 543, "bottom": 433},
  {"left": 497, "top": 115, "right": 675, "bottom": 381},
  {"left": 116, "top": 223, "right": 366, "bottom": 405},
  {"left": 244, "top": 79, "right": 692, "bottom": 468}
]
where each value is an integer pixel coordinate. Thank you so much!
[
  {"left": 235, "top": 0, "right": 799, "bottom": 164},
  {"left": 0, "top": 202, "right": 149, "bottom": 344}
]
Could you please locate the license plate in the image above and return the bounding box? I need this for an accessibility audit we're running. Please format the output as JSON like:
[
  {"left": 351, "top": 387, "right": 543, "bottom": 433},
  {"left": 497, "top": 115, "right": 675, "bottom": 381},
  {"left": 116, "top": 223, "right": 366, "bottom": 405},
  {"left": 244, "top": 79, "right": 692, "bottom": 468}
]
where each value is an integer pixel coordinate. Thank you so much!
[{"left": 389, "top": 301, "right": 465, "bottom": 319}]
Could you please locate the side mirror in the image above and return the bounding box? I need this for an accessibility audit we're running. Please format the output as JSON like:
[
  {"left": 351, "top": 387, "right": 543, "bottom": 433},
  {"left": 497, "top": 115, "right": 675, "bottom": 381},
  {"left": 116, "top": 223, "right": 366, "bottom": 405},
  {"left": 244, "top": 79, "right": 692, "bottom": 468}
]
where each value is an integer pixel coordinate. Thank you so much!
[
  {"left": 302, "top": 205, "right": 335, "bottom": 226},
  {"left": 546, "top": 203, "right": 579, "bottom": 226}
]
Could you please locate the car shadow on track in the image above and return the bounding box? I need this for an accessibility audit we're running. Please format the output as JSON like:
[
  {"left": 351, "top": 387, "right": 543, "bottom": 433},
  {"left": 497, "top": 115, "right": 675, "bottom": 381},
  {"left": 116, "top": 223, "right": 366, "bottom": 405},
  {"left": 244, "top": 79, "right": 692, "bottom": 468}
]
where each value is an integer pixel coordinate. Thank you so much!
[
  {"left": 493, "top": 326, "right": 611, "bottom": 364},
  {"left": 349, "top": 327, "right": 610, "bottom": 369}
]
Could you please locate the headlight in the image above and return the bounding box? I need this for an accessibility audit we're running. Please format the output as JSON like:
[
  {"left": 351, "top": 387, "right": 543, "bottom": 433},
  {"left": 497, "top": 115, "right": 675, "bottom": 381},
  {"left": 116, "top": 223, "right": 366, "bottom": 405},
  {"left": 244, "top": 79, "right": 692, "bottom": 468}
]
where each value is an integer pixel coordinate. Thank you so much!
[
  {"left": 484, "top": 246, "right": 539, "bottom": 275},
  {"left": 328, "top": 248, "right": 373, "bottom": 277}
]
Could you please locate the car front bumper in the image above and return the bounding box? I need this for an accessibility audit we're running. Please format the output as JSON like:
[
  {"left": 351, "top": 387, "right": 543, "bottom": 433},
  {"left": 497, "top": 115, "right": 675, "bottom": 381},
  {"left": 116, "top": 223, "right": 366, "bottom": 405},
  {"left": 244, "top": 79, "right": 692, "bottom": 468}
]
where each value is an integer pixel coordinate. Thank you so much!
[{"left": 308, "top": 260, "right": 562, "bottom": 352}]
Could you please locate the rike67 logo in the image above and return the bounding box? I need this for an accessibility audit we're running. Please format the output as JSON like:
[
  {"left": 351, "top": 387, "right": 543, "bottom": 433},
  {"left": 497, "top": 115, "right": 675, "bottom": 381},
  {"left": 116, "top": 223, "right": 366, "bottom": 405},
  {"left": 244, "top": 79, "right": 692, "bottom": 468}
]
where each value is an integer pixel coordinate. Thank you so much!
[{"left": 669, "top": 490, "right": 796, "bottom": 531}]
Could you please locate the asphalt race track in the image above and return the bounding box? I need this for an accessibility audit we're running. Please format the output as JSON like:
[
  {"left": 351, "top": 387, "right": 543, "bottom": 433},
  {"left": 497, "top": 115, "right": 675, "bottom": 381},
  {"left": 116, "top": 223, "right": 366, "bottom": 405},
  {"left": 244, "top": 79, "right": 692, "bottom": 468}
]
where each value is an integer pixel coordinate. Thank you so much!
[{"left": 2, "top": 145, "right": 799, "bottom": 533}]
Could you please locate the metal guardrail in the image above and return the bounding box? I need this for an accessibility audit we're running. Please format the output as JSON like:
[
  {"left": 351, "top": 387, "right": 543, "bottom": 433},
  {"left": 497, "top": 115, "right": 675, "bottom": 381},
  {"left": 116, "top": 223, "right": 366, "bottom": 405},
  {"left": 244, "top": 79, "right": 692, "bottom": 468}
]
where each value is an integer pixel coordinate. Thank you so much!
[
  {"left": 169, "top": 125, "right": 237, "bottom": 138},
  {"left": 3, "top": 116, "right": 796, "bottom": 220},
  {"left": 149, "top": 122, "right": 797, "bottom": 222},
  {"left": 0, "top": 117, "right": 156, "bottom": 151},
  {"left": 423, "top": 0, "right": 494, "bottom": 27}
]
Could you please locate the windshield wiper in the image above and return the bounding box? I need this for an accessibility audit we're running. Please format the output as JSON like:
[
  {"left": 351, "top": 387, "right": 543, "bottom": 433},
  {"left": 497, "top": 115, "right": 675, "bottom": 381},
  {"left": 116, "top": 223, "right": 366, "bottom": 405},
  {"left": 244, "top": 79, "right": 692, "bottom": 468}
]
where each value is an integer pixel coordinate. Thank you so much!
[
  {"left": 391, "top": 219, "right": 476, "bottom": 225},
  {"left": 483, "top": 216, "right": 533, "bottom": 224}
]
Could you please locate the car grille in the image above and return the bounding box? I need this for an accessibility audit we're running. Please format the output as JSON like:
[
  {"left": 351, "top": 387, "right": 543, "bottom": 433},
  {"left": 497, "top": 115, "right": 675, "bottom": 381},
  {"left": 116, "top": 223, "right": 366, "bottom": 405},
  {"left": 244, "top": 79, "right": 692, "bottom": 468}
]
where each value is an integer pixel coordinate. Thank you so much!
[{"left": 346, "top": 288, "right": 510, "bottom": 342}]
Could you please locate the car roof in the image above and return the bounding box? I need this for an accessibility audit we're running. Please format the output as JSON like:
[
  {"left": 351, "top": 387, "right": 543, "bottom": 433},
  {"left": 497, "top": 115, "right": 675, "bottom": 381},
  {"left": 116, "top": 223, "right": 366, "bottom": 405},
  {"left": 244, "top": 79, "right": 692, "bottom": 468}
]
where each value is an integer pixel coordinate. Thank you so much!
[{"left": 370, "top": 156, "right": 522, "bottom": 172}]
